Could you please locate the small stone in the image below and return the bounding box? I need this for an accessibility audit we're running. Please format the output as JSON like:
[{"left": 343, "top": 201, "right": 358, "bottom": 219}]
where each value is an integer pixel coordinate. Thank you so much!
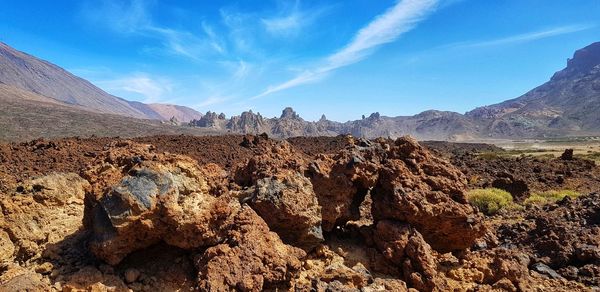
[
  {"left": 35, "top": 262, "right": 54, "bottom": 274},
  {"left": 124, "top": 268, "right": 141, "bottom": 283},
  {"left": 532, "top": 262, "right": 563, "bottom": 280}
]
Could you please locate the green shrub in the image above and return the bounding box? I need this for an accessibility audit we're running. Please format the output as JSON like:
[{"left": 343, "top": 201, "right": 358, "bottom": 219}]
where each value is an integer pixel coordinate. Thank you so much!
[
  {"left": 524, "top": 190, "right": 581, "bottom": 205},
  {"left": 466, "top": 188, "right": 513, "bottom": 215}
]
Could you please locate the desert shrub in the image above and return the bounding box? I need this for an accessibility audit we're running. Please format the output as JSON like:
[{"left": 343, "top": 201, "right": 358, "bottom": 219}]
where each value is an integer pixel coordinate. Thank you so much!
[
  {"left": 466, "top": 188, "right": 513, "bottom": 215},
  {"left": 524, "top": 190, "right": 581, "bottom": 205}
]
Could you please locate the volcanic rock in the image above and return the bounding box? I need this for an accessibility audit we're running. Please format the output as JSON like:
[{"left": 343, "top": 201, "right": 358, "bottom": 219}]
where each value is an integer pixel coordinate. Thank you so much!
[
  {"left": 243, "top": 171, "right": 324, "bottom": 251},
  {"left": 195, "top": 206, "right": 305, "bottom": 291},
  {"left": 83, "top": 142, "right": 239, "bottom": 265},
  {"left": 561, "top": 148, "right": 575, "bottom": 160},
  {"left": 0, "top": 172, "right": 89, "bottom": 262},
  {"left": 371, "top": 137, "right": 486, "bottom": 252},
  {"left": 233, "top": 139, "right": 307, "bottom": 186},
  {"left": 497, "top": 192, "right": 600, "bottom": 286}
]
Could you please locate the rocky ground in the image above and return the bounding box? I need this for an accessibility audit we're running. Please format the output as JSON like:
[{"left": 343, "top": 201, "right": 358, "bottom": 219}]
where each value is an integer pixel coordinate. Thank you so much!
[{"left": 0, "top": 135, "right": 598, "bottom": 291}]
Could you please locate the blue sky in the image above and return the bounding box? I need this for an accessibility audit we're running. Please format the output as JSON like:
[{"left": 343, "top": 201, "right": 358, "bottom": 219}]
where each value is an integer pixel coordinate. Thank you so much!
[{"left": 1, "top": 0, "right": 599, "bottom": 121}]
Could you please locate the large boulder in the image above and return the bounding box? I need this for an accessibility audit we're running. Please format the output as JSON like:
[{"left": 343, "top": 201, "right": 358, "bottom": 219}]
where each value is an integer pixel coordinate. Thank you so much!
[
  {"left": 371, "top": 137, "right": 486, "bottom": 252},
  {"left": 307, "top": 140, "right": 380, "bottom": 231},
  {"left": 0, "top": 172, "right": 89, "bottom": 262},
  {"left": 83, "top": 142, "right": 239, "bottom": 265},
  {"left": 243, "top": 171, "right": 323, "bottom": 251},
  {"left": 195, "top": 206, "right": 306, "bottom": 291},
  {"left": 0, "top": 172, "right": 91, "bottom": 290}
]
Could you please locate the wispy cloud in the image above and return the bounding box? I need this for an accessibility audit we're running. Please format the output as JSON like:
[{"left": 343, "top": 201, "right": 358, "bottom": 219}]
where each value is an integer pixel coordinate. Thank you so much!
[
  {"left": 195, "top": 95, "right": 233, "bottom": 108},
  {"left": 94, "top": 73, "right": 173, "bottom": 103},
  {"left": 444, "top": 24, "right": 595, "bottom": 49},
  {"left": 261, "top": 1, "right": 328, "bottom": 37},
  {"left": 252, "top": 0, "right": 439, "bottom": 99},
  {"left": 82, "top": 0, "right": 221, "bottom": 60}
]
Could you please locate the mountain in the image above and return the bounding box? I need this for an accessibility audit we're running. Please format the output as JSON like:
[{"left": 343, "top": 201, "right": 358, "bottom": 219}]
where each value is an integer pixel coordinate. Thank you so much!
[
  {"left": 189, "top": 42, "right": 600, "bottom": 140},
  {"left": 0, "top": 83, "right": 215, "bottom": 142},
  {"left": 467, "top": 42, "right": 600, "bottom": 138},
  {"left": 0, "top": 42, "right": 202, "bottom": 122},
  {"left": 1, "top": 41, "right": 599, "bottom": 141},
  {"left": 190, "top": 107, "right": 474, "bottom": 140}
]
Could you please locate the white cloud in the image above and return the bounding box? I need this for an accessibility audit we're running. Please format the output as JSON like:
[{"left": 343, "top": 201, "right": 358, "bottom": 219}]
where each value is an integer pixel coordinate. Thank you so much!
[
  {"left": 95, "top": 73, "right": 173, "bottom": 103},
  {"left": 261, "top": 1, "right": 327, "bottom": 37},
  {"left": 445, "top": 24, "right": 595, "bottom": 49},
  {"left": 82, "top": 0, "right": 222, "bottom": 60},
  {"left": 252, "top": 0, "right": 439, "bottom": 99}
]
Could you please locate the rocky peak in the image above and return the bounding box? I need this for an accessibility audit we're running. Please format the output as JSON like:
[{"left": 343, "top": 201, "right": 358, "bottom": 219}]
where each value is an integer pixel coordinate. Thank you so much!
[
  {"left": 189, "top": 111, "right": 226, "bottom": 127},
  {"left": 367, "top": 112, "right": 381, "bottom": 120},
  {"left": 280, "top": 107, "right": 300, "bottom": 120},
  {"left": 552, "top": 42, "right": 600, "bottom": 80}
]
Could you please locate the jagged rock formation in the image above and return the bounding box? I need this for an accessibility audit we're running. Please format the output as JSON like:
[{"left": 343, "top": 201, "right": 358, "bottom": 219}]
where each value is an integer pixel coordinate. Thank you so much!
[{"left": 187, "top": 42, "right": 600, "bottom": 140}]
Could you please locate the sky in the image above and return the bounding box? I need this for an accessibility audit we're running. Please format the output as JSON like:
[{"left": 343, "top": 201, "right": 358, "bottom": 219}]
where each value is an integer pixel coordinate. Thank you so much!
[{"left": 1, "top": 0, "right": 599, "bottom": 121}]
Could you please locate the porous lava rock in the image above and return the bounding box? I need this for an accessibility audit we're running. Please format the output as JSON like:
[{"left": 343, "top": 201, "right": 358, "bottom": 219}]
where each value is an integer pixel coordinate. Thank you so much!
[
  {"left": 242, "top": 171, "right": 324, "bottom": 251},
  {"left": 195, "top": 206, "right": 305, "bottom": 291},
  {"left": 498, "top": 192, "right": 600, "bottom": 286},
  {"left": 373, "top": 220, "right": 447, "bottom": 291},
  {"left": 307, "top": 138, "right": 381, "bottom": 231},
  {"left": 234, "top": 137, "right": 307, "bottom": 186},
  {"left": 369, "top": 137, "right": 486, "bottom": 252},
  {"left": 83, "top": 141, "right": 239, "bottom": 265},
  {"left": 0, "top": 172, "right": 89, "bottom": 263}
]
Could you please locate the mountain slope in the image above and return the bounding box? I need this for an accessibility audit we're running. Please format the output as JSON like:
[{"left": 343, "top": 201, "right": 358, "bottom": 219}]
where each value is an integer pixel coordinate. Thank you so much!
[
  {"left": 467, "top": 42, "right": 600, "bottom": 138},
  {"left": 2, "top": 41, "right": 599, "bottom": 141},
  {"left": 0, "top": 84, "right": 215, "bottom": 142},
  {"left": 0, "top": 42, "right": 202, "bottom": 122}
]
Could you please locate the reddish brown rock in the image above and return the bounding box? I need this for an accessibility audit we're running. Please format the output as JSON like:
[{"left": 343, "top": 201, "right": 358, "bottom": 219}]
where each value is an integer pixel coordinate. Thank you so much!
[
  {"left": 373, "top": 220, "right": 446, "bottom": 291},
  {"left": 195, "top": 206, "right": 306, "bottom": 291},
  {"left": 83, "top": 142, "right": 239, "bottom": 265},
  {"left": 497, "top": 192, "right": 600, "bottom": 286},
  {"left": 234, "top": 138, "right": 307, "bottom": 186},
  {"left": 243, "top": 171, "right": 324, "bottom": 251},
  {"left": 371, "top": 137, "right": 486, "bottom": 252}
]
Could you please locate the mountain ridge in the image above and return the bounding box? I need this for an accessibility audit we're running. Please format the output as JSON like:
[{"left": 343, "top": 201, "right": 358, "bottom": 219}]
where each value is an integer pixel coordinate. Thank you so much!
[
  {"left": 189, "top": 42, "right": 600, "bottom": 140},
  {"left": 1, "top": 41, "right": 600, "bottom": 141},
  {"left": 0, "top": 42, "right": 202, "bottom": 122}
]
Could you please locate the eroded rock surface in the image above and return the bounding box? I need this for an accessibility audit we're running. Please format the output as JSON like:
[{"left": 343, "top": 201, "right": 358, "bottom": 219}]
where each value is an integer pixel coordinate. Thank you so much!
[
  {"left": 370, "top": 137, "right": 486, "bottom": 252},
  {"left": 0, "top": 135, "right": 594, "bottom": 291},
  {"left": 243, "top": 171, "right": 323, "bottom": 250},
  {"left": 83, "top": 141, "right": 239, "bottom": 265},
  {"left": 195, "top": 206, "right": 306, "bottom": 291}
]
